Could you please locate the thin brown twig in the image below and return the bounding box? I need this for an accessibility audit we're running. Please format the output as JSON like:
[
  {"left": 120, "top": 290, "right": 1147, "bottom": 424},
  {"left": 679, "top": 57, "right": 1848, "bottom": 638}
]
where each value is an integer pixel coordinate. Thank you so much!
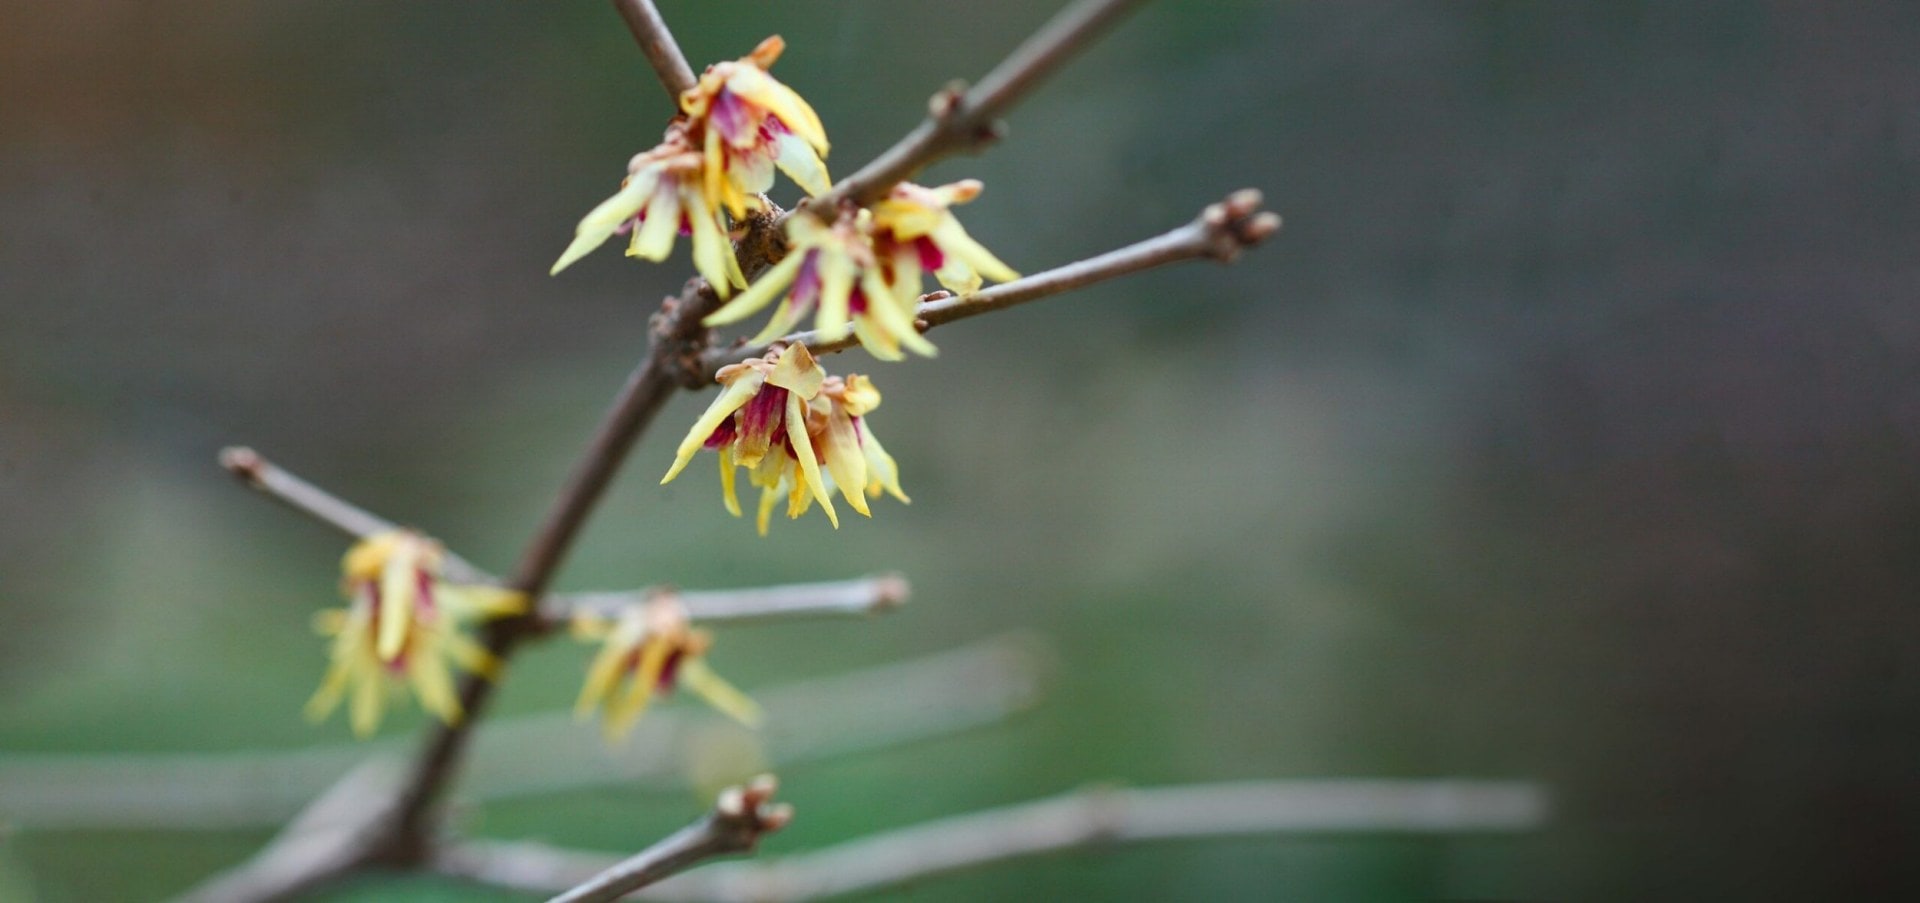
[
  {"left": 551, "top": 574, "right": 910, "bottom": 627},
  {"left": 610, "top": 0, "right": 698, "bottom": 99},
  {"left": 702, "top": 190, "right": 1279, "bottom": 378},
  {"left": 542, "top": 775, "right": 792, "bottom": 903},
  {"left": 436, "top": 780, "right": 1548, "bottom": 902},
  {"left": 806, "top": 0, "right": 1151, "bottom": 211}
]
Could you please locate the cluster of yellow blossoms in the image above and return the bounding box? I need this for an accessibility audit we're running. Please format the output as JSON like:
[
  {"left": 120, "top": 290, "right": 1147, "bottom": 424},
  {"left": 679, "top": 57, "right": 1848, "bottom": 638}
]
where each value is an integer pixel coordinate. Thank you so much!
[{"left": 312, "top": 37, "right": 1013, "bottom": 741}]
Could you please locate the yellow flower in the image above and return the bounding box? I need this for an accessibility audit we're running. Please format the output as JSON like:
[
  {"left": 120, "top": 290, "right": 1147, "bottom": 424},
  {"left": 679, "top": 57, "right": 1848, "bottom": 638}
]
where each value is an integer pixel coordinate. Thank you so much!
[
  {"left": 662, "top": 343, "right": 908, "bottom": 534},
  {"left": 869, "top": 179, "right": 1019, "bottom": 296},
  {"left": 305, "top": 531, "right": 525, "bottom": 737},
  {"left": 704, "top": 207, "right": 934, "bottom": 361},
  {"left": 573, "top": 593, "right": 761, "bottom": 739},
  {"left": 704, "top": 181, "right": 1016, "bottom": 361},
  {"left": 550, "top": 122, "right": 748, "bottom": 297},
  {"left": 681, "top": 36, "right": 831, "bottom": 220}
]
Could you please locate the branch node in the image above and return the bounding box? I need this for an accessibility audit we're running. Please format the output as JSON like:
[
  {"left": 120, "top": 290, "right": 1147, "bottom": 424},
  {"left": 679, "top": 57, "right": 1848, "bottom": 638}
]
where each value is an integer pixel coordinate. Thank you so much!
[
  {"left": 1197, "top": 188, "right": 1282, "bottom": 263},
  {"left": 220, "top": 445, "right": 265, "bottom": 484}
]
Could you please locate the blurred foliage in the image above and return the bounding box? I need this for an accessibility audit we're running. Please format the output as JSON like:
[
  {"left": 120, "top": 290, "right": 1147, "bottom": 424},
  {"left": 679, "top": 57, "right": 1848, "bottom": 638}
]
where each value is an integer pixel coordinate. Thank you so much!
[{"left": 4, "top": 1, "right": 1919, "bottom": 900}]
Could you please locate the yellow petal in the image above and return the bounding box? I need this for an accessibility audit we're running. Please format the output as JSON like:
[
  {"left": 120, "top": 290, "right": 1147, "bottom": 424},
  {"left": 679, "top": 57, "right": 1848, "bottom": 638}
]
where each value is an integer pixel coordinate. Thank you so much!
[
  {"left": 444, "top": 631, "right": 502, "bottom": 681},
  {"left": 766, "top": 342, "right": 825, "bottom": 396},
  {"left": 933, "top": 216, "right": 1019, "bottom": 285},
  {"left": 823, "top": 403, "right": 871, "bottom": 516},
  {"left": 860, "top": 427, "right": 910, "bottom": 503},
  {"left": 850, "top": 317, "right": 902, "bottom": 362},
  {"left": 349, "top": 668, "right": 384, "bottom": 738},
  {"left": 551, "top": 168, "right": 662, "bottom": 275},
  {"left": 663, "top": 371, "right": 765, "bottom": 484},
  {"left": 679, "top": 658, "right": 764, "bottom": 727},
  {"left": 304, "top": 659, "right": 352, "bottom": 723},
  {"left": 706, "top": 249, "right": 805, "bottom": 326},
  {"left": 629, "top": 183, "right": 682, "bottom": 262},
  {"left": 755, "top": 480, "right": 781, "bottom": 536},
  {"left": 784, "top": 391, "right": 837, "bottom": 527},
  {"left": 814, "top": 249, "right": 855, "bottom": 340},
  {"left": 375, "top": 557, "right": 415, "bottom": 663},
  {"left": 574, "top": 641, "right": 628, "bottom": 720},
  {"left": 686, "top": 186, "right": 743, "bottom": 297},
  {"left": 409, "top": 655, "right": 462, "bottom": 725},
  {"left": 728, "top": 68, "right": 829, "bottom": 156},
  {"left": 437, "top": 584, "right": 526, "bottom": 621},
  {"left": 773, "top": 132, "right": 832, "bottom": 198},
  {"left": 859, "top": 269, "right": 937, "bottom": 358},
  {"left": 718, "top": 445, "right": 743, "bottom": 517}
]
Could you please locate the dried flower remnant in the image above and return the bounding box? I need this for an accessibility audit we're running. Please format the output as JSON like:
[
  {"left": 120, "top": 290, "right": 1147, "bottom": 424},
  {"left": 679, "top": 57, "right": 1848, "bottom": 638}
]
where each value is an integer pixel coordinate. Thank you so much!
[
  {"left": 550, "top": 122, "right": 747, "bottom": 296},
  {"left": 306, "top": 531, "right": 525, "bottom": 737},
  {"left": 681, "top": 35, "right": 832, "bottom": 220},
  {"left": 663, "top": 343, "right": 908, "bottom": 533},
  {"left": 573, "top": 593, "right": 761, "bottom": 739}
]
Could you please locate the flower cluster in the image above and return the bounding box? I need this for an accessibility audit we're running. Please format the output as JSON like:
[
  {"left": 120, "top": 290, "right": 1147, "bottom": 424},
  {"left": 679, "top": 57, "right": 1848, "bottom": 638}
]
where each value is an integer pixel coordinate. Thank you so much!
[
  {"left": 551, "top": 36, "right": 830, "bottom": 293},
  {"left": 663, "top": 343, "right": 907, "bottom": 534},
  {"left": 306, "top": 531, "right": 524, "bottom": 737},
  {"left": 703, "top": 179, "right": 1017, "bottom": 360},
  {"left": 573, "top": 593, "right": 760, "bottom": 739}
]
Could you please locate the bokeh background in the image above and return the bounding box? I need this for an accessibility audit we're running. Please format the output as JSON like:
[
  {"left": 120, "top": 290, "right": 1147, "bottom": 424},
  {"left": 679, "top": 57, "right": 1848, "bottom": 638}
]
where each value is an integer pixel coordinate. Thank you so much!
[{"left": 4, "top": 1, "right": 1919, "bottom": 899}]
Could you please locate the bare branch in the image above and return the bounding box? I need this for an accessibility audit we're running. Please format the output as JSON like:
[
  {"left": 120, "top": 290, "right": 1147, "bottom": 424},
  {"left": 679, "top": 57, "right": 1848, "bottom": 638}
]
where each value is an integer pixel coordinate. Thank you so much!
[
  {"left": 435, "top": 780, "right": 1547, "bottom": 902},
  {"left": 704, "top": 190, "right": 1278, "bottom": 377},
  {"left": 545, "top": 775, "right": 791, "bottom": 903},
  {"left": 167, "top": 760, "right": 405, "bottom": 903},
  {"left": 219, "top": 447, "right": 396, "bottom": 543},
  {"left": 810, "top": 0, "right": 1151, "bottom": 211},
  {"left": 610, "top": 0, "right": 697, "bottom": 99},
  {"left": 551, "top": 574, "right": 910, "bottom": 627},
  {"left": 217, "top": 447, "right": 491, "bottom": 583}
]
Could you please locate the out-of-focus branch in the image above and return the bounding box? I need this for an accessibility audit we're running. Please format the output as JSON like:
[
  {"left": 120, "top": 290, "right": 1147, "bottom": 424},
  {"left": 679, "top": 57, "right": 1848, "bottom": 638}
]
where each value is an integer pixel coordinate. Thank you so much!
[
  {"left": 542, "top": 776, "right": 791, "bottom": 903},
  {"left": 219, "top": 447, "right": 393, "bottom": 543},
  {"left": 435, "top": 779, "right": 1548, "bottom": 902},
  {"left": 610, "top": 0, "right": 697, "bottom": 99},
  {"left": 702, "top": 190, "right": 1278, "bottom": 377},
  {"left": 217, "top": 447, "right": 489, "bottom": 583},
  {"left": 167, "top": 760, "right": 404, "bottom": 903},
  {"left": 14, "top": 637, "right": 1043, "bottom": 832},
  {"left": 550, "top": 574, "right": 910, "bottom": 627},
  {"left": 807, "top": 0, "right": 1150, "bottom": 211}
]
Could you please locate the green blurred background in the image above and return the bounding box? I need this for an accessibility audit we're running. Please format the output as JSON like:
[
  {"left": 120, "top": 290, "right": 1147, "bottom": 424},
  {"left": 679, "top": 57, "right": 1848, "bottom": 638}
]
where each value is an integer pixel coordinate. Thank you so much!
[{"left": 4, "top": 1, "right": 1918, "bottom": 899}]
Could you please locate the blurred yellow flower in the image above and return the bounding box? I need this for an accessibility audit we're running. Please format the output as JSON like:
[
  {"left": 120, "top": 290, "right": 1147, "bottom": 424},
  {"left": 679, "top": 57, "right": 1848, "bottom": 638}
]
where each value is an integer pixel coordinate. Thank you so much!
[
  {"left": 550, "top": 122, "right": 746, "bottom": 296},
  {"left": 681, "top": 36, "right": 832, "bottom": 220},
  {"left": 573, "top": 593, "right": 761, "bottom": 739},
  {"left": 306, "top": 531, "right": 525, "bottom": 738},
  {"left": 662, "top": 343, "right": 907, "bottom": 534}
]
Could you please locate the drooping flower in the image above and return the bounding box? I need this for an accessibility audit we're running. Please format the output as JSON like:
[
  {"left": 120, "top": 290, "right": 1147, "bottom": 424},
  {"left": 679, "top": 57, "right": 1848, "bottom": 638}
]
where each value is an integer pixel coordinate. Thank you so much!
[
  {"left": 869, "top": 179, "right": 1020, "bottom": 296},
  {"left": 662, "top": 343, "right": 908, "bottom": 534},
  {"left": 703, "top": 181, "right": 1017, "bottom": 360},
  {"left": 306, "top": 531, "right": 525, "bottom": 737},
  {"left": 704, "top": 207, "right": 934, "bottom": 360},
  {"left": 550, "top": 122, "right": 747, "bottom": 296},
  {"left": 680, "top": 36, "right": 831, "bottom": 220},
  {"left": 573, "top": 592, "right": 761, "bottom": 739}
]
